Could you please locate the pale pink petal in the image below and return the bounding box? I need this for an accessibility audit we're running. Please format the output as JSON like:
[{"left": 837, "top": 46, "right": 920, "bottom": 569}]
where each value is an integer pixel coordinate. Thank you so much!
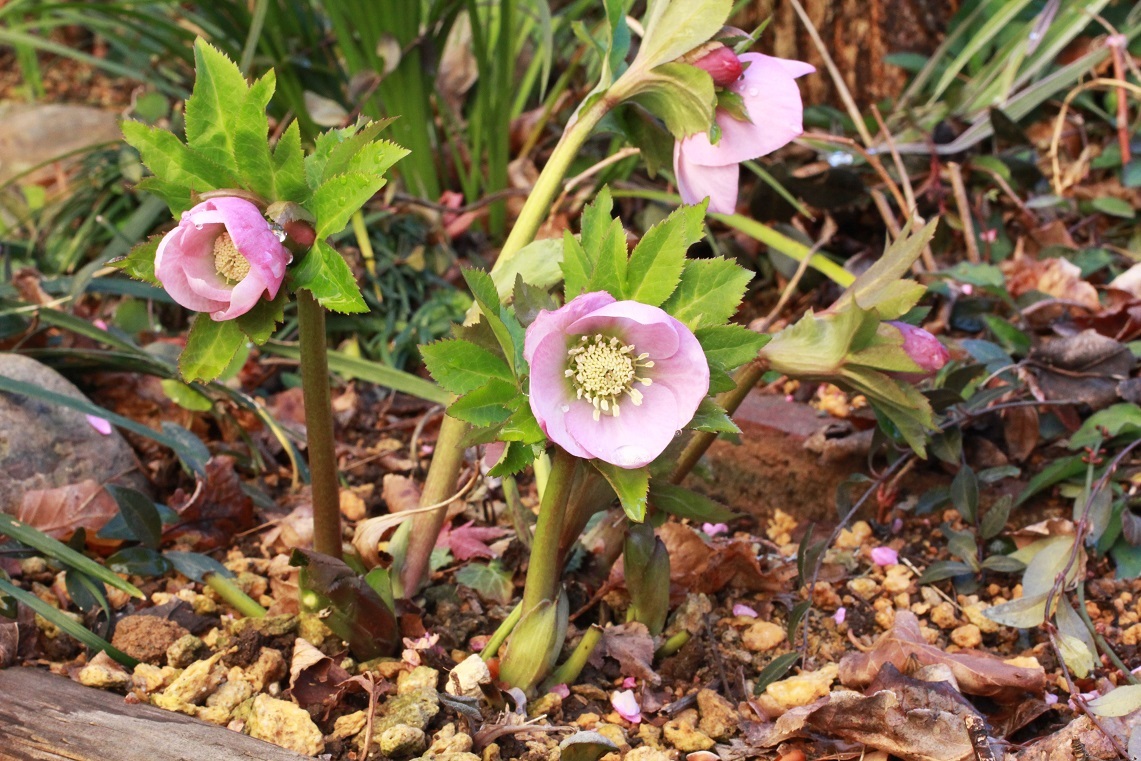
[
  {"left": 871, "top": 546, "right": 898, "bottom": 566},
  {"left": 703, "top": 522, "right": 729, "bottom": 536},
  {"left": 681, "top": 54, "right": 813, "bottom": 167},
  {"left": 562, "top": 380, "right": 681, "bottom": 468},
  {"left": 674, "top": 141, "right": 740, "bottom": 214},
  {"left": 611, "top": 689, "right": 642, "bottom": 723},
  {"left": 205, "top": 196, "right": 290, "bottom": 284},
  {"left": 155, "top": 223, "right": 230, "bottom": 313},
  {"left": 85, "top": 415, "right": 113, "bottom": 435},
  {"left": 833, "top": 607, "right": 847, "bottom": 624},
  {"left": 211, "top": 271, "right": 272, "bottom": 320},
  {"left": 622, "top": 676, "right": 637, "bottom": 689},
  {"left": 637, "top": 322, "right": 709, "bottom": 428},
  {"left": 733, "top": 603, "right": 757, "bottom": 618},
  {"left": 526, "top": 332, "right": 594, "bottom": 460},
  {"left": 567, "top": 300, "right": 681, "bottom": 359},
  {"left": 524, "top": 291, "right": 616, "bottom": 365},
  {"left": 550, "top": 683, "right": 570, "bottom": 699},
  {"left": 1044, "top": 692, "right": 1058, "bottom": 705}
]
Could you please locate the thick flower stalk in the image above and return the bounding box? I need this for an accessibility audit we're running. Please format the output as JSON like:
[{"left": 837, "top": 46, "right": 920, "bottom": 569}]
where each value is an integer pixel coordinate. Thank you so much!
[
  {"left": 674, "top": 47, "right": 815, "bottom": 214},
  {"left": 524, "top": 292, "right": 709, "bottom": 469},
  {"left": 155, "top": 197, "right": 290, "bottom": 320}
]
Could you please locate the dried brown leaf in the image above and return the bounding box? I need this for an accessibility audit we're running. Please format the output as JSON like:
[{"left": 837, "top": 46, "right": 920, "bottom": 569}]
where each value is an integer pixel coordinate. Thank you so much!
[
  {"left": 288, "top": 637, "right": 351, "bottom": 715},
  {"left": 590, "top": 622, "right": 659, "bottom": 684},
  {"left": 838, "top": 611, "right": 1045, "bottom": 700},
  {"left": 659, "top": 522, "right": 791, "bottom": 594},
  {"left": 15, "top": 479, "right": 118, "bottom": 540},
  {"left": 166, "top": 456, "right": 254, "bottom": 549},
  {"left": 1002, "top": 405, "right": 1039, "bottom": 463}
]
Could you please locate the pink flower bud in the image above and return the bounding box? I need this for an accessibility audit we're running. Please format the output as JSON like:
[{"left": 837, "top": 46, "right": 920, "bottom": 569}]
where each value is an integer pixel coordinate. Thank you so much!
[
  {"left": 889, "top": 322, "right": 950, "bottom": 379},
  {"left": 155, "top": 197, "right": 290, "bottom": 321},
  {"left": 691, "top": 46, "right": 743, "bottom": 87}
]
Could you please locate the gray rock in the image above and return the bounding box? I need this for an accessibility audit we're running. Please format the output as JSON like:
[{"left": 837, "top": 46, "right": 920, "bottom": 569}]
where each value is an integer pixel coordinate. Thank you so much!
[
  {"left": 0, "top": 104, "right": 121, "bottom": 185},
  {"left": 0, "top": 353, "right": 147, "bottom": 509}
]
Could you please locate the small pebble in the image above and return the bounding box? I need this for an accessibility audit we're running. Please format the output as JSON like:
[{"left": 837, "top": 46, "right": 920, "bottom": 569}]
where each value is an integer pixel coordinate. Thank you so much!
[{"left": 742, "top": 621, "right": 785, "bottom": 652}]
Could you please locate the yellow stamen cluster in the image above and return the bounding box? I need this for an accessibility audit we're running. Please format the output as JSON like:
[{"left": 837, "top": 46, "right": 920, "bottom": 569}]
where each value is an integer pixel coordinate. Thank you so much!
[
  {"left": 213, "top": 232, "right": 250, "bottom": 282},
  {"left": 565, "top": 334, "right": 654, "bottom": 421}
]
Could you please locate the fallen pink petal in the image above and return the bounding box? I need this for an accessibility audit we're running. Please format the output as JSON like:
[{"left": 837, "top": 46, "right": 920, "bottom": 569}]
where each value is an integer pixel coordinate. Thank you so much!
[
  {"left": 871, "top": 546, "right": 899, "bottom": 566},
  {"left": 550, "top": 683, "right": 570, "bottom": 699},
  {"left": 621, "top": 676, "right": 637, "bottom": 689},
  {"left": 524, "top": 292, "right": 709, "bottom": 468},
  {"left": 702, "top": 522, "right": 729, "bottom": 536},
  {"left": 611, "top": 689, "right": 642, "bottom": 723},
  {"left": 85, "top": 415, "right": 113, "bottom": 435},
  {"left": 732, "top": 603, "right": 758, "bottom": 618},
  {"left": 833, "top": 607, "right": 847, "bottom": 625}
]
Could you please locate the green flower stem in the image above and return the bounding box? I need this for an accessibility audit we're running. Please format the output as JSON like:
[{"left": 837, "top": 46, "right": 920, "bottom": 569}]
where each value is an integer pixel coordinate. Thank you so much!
[
  {"left": 521, "top": 447, "right": 578, "bottom": 615},
  {"left": 542, "top": 624, "right": 602, "bottom": 691},
  {"left": 401, "top": 85, "right": 623, "bottom": 597},
  {"left": 654, "top": 630, "right": 691, "bottom": 659},
  {"left": 297, "top": 288, "right": 342, "bottom": 559},
  {"left": 205, "top": 573, "right": 267, "bottom": 619},
  {"left": 480, "top": 601, "right": 523, "bottom": 663},
  {"left": 397, "top": 408, "right": 470, "bottom": 595},
  {"left": 669, "top": 359, "right": 767, "bottom": 485}
]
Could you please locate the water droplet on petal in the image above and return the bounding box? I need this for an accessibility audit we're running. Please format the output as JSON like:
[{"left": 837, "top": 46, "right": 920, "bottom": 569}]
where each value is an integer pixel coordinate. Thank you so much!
[
  {"left": 560, "top": 404, "right": 570, "bottom": 413},
  {"left": 747, "top": 87, "right": 759, "bottom": 98}
]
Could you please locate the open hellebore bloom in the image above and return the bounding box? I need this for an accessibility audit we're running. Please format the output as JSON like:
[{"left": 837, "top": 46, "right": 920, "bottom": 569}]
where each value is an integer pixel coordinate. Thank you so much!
[
  {"left": 155, "top": 197, "right": 290, "bottom": 321},
  {"left": 674, "top": 50, "right": 814, "bottom": 215},
  {"left": 889, "top": 322, "right": 950, "bottom": 380},
  {"left": 524, "top": 292, "right": 709, "bottom": 469}
]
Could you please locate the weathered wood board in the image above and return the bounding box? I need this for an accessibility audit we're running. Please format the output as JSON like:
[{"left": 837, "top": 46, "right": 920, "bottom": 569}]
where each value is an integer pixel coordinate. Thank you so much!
[{"left": 0, "top": 667, "right": 309, "bottom": 761}]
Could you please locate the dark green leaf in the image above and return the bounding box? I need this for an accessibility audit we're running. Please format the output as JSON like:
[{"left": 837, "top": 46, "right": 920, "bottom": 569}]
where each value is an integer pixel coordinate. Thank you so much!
[
  {"left": 981, "top": 554, "right": 1026, "bottom": 573},
  {"left": 235, "top": 289, "right": 286, "bottom": 344},
  {"left": 165, "top": 551, "right": 233, "bottom": 583},
  {"left": 686, "top": 397, "right": 739, "bottom": 434},
  {"left": 112, "top": 238, "right": 160, "bottom": 285},
  {"left": 160, "top": 422, "right": 210, "bottom": 480},
  {"left": 455, "top": 561, "right": 514, "bottom": 605},
  {"left": 980, "top": 495, "right": 1013, "bottom": 540},
  {"left": 487, "top": 441, "right": 538, "bottom": 478},
  {"left": 106, "top": 486, "right": 162, "bottom": 549},
  {"left": 753, "top": 652, "right": 800, "bottom": 695},
  {"left": 1016, "top": 454, "right": 1085, "bottom": 506},
  {"left": 561, "top": 231, "right": 592, "bottom": 300},
  {"left": 106, "top": 546, "right": 171, "bottom": 577},
  {"left": 917, "top": 560, "right": 976, "bottom": 585},
  {"left": 513, "top": 274, "right": 556, "bottom": 327},
  {"left": 559, "top": 731, "right": 620, "bottom": 761},
  {"left": 648, "top": 481, "right": 737, "bottom": 523},
  {"left": 291, "top": 549, "right": 397, "bottom": 659},
  {"left": 951, "top": 464, "right": 980, "bottom": 524},
  {"left": 787, "top": 599, "right": 811, "bottom": 641}
]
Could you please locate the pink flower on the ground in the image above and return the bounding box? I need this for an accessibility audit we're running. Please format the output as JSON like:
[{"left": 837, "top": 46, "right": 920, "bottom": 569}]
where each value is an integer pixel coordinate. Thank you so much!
[
  {"left": 702, "top": 522, "right": 729, "bottom": 536},
  {"left": 549, "top": 683, "right": 571, "bottom": 699},
  {"left": 1044, "top": 692, "right": 1058, "bottom": 706},
  {"left": 871, "top": 546, "right": 898, "bottom": 566},
  {"left": 622, "top": 676, "right": 637, "bottom": 689},
  {"left": 155, "top": 197, "right": 290, "bottom": 321},
  {"left": 733, "top": 603, "right": 758, "bottom": 618},
  {"left": 674, "top": 52, "right": 814, "bottom": 215},
  {"left": 611, "top": 689, "right": 642, "bottom": 723},
  {"left": 889, "top": 322, "right": 950, "bottom": 378},
  {"left": 524, "top": 292, "right": 709, "bottom": 468},
  {"left": 85, "top": 415, "right": 112, "bottom": 435},
  {"left": 833, "top": 607, "right": 847, "bottom": 625}
]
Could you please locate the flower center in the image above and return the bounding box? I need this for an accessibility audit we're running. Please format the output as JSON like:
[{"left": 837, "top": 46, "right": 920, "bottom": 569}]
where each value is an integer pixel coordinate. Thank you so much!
[
  {"left": 213, "top": 232, "right": 251, "bottom": 282},
  {"left": 565, "top": 334, "right": 654, "bottom": 421}
]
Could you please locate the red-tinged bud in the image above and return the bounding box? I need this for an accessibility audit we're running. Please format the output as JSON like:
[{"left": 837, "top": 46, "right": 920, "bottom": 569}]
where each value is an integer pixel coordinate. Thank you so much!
[
  {"left": 890, "top": 322, "right": 950, "bottom": 376},
  {"left": 690, "top": 45, "right": 743, "bottom": 87}
]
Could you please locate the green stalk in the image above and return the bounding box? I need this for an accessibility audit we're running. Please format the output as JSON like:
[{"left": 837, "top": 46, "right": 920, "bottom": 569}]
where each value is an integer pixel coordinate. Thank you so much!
[
  {"left": 205, "top": 573, "right": 267, "bottom": 619},
  {"left": 670, "top": 359, "right": 766, "bottom": 484},
  {"left": 521, "top": 447, "right": 578, "bottom": 614},
  {"left": 542, "top": 624, "right": 602, "bottom": 691},
  {"left": 481, "top": 601, "right": 523, "bottom": 662},
  {"left": 397, "top": 408, "right": 470, "bottom": 594},
  {"left": 297, "top": 289, "right": 342, "bottom": 559}
]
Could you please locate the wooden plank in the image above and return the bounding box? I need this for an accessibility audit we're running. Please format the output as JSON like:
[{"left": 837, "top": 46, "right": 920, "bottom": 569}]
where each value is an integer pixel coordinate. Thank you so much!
[{"left": 0, "top": 667, "right": 309, "bottom": 761}]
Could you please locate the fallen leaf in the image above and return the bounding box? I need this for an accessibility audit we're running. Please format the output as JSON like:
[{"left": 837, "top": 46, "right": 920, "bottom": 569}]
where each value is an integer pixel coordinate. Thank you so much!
[
  {"left": 1025, "top": 330, "right": 1135, "bottom": 410},
  {"left": 839, "top": 610, "right": 1045, "bottom": 699},
  {"left": 1013, "top": 713, "right": 1141, "bottom": 761},
  {"left": 288, "top": 637, "right": 352, "bottom": 716},
  {"left": 166, "top": 456, "right": 254, "bottom": 549},
  {"left": 659, "top": 522, "right": 792, "bottom": 594},
  {"left": 437, "top": 521, "right": 512, "bottom": 561},
  {"left": 590, "top": 622, "right": 659, "bottom": 684},
  {"left": 261, "top": 502, "right": 314, "bottom": 556},
  {"left": 353, "top": 474, "right": 466, "bottom": 567},
  {"left": 1001, "top": 256, "right": 1099, "bottom": 310},
  {"left": 15, "top": 479, "right": 118, "bottom": 540}
]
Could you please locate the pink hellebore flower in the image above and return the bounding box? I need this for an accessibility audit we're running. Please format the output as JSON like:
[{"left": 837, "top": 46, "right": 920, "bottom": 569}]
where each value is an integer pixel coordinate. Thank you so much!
[
  {"left": 524, "top": 292, "right": 709, "bottom": 469},
  {"left": 889, "top": 322, "right": 951, "bottom": 380},
  {"left": 674, "top": 51, "right": 815, "bottom": 215},
  {"left": 155, "top": 197, "right": 290, "bottom": 321}
]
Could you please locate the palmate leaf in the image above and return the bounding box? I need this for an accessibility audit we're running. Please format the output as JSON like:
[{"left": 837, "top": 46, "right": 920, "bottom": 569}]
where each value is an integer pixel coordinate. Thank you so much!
[
  {"left": 272, "top": 121, "right": 309, "bottom": 203},
  {"left": 696, "top": 324, "right": 769, "bottom": 370},
  {"left": 593, "top": 462, "right": 650, "bottom": 522},
  {"left": 447, "top": 379, "right": 517, "bottom": 426},
  {"left": 113, "top": 237, "right": 161, "bottom": 285},
  {"left": 487, "top": 441, "right": 540, "bottom": 478},
  {"left": 232, "top": 70, "right": 277, "bottom": 200},
  {"left": 121, "top": 121, "right": 235, "bottom": 200},
  {"left": 463, "top": 268, "right": 525, "bottom": 377},
  {"left": 310, "top": 172, "right": 388, "bottom": 239},
  {"left": 304, "top": 118, "right": 404, "bottom": 187},
  {"left": 180, "top": 315, "right": 246, "bottom": 382}
]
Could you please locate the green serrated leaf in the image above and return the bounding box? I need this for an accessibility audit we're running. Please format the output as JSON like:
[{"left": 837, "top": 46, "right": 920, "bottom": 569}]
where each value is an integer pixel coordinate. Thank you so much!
[
  {"left": 184, "top": 39, "right": 249, "bottom": 172},
  {"left": 232, "top": 70, "right": 277, "bottom": 199},
  {"left": 122, "top": 121, "right": 235, "bottom": 198},
  {"left": 463, "top": 268, "right": 523, "bottom": 376},
  {"left": 593, "top": 461, "right": 649, "bottom": 522},
  {"left": 638, "top": 0, "right": 732, "bottom": 71},
  {"left": 695, "top": 324, "right": 769, "bottom": 370},
  {"left": 513, "top": 274, "right": 557, "bottom": 327},
  {"left": 648, "top": 481, "right": 737, "bottom": 522},
  {"left": 951, "top": 464, "right": 980, "bottom": 524},
  {"left": 584, "top": 208, "right": 629, "bottom": 298},
  {"left": 421, "top": 339, "right": 513, "bottom": 395},
  {"left": 561, "top": 230, "right": 592, "bottom": 300},
  {"left": 448, "top": 379, "right": 517, "bottom": 426},
  {"left": 113, "top": 238, "right": 160, "bottom": 285},
  {"left": 662, "top": 258, "right": 753, "bottom": 330},
  {"left": 487, "top": 441, "right": 538, "bottom": 478},
  {"left": 687, "top": 397, "right": 738, "bottom": 434},
  {"left": 310, "top": 172, "right": 387, "bottom": 239},
  {"left": 271, "top": 122, "right": 309, "bottom": 202},
  {"left": 292, "top": 239, "right": 367, "bottom": 313},
  {"left": 180, "top": 315, "right": 246, "bottom": 382},
  {"left": 234, "top": 288, "right": 286, "bottom": 344},
  {"left": 626, "top": 202, "right": 706, "bottom": 306},
  {"left": 499, "top": 404, "right": 546, "bottom": 443}
]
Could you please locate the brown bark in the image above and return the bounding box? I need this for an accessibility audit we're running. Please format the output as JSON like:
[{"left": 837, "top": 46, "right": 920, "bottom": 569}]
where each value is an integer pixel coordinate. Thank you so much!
[{"left": 735, "top": 0, "right": 961, "bottom": 107}]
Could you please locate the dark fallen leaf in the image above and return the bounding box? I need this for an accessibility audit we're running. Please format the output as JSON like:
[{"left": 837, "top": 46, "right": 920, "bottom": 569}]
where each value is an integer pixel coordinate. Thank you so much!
[
  {"left": 589, "top": 621, "right": 659, "bottom": 684},
  {"left": 166, "top": 456, "right": 255, "bottom": 549},
  {"left": 1026, "top": 330, "right": 1135, "bottom": 410},
  {"left": 437, "top": 521, "right": 512, "bottom": 561},
  {"left": 288, "top": 637, "right": 353, "bottom": 716},
  {"left": 659, "top": 522, "right": 792, "bottom": 594},
  {"left": 839, "top": 610, "right": 1046, "bottom": 700},
  {"left": 15, "top": 480, "right": 118, "bottom": 541},
  {"left": 290, "top": 549, "right": 398, "bottom": 660}
]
